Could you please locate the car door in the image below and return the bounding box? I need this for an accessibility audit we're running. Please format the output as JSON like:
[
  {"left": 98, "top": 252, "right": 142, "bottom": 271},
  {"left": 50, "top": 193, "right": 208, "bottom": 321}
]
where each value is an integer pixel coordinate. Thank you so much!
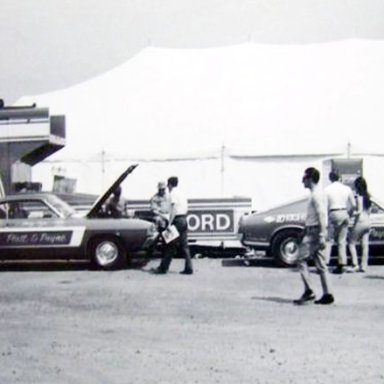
[{"left": 0, "top": 199, "right": 82, "bottom": 260}]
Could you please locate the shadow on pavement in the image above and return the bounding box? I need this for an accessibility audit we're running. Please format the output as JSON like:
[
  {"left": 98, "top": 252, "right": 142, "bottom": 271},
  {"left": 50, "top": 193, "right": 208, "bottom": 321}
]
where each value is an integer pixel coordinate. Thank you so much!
[
  {"left": 221, "top": 258, "right": 286, "bottom": 269},
  {"left": 0, "top": 259, "right": 149, "bottom": 272},
  {"left": 364, "top": 274, "right": 384, "bottom": 280},
  {"left": 250, "top": 296, "right": 293, "bottom": 304}
]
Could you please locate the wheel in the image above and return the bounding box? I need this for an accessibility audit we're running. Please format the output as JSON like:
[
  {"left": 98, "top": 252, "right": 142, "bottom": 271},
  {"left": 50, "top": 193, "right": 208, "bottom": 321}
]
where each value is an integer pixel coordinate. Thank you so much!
[
  {"left": 89, "top": 237, "right": 125, "bottom": 270},
  {"left": 271, "top": 230, "right": 302, "bottom": 267}
]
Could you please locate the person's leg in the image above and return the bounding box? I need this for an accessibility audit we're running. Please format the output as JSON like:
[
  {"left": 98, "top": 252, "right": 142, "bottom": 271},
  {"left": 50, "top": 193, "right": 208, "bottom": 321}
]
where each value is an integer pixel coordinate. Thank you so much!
[
  {"left": 360, "top": 231, "right": 370, "bottom": 272},
  {"left": 294, "top": 236, "right": 315, "bottom": 304},
  {"left": 176, "top": 217, "right": 193, "bottom": 273},
  {"left": 324, "top": 241, "right": 333, "bottom": 265},
  {"left": 157, "top": 242, "right": 175, "bottom": 272},
  {"left": 331, "top": 213, "right": 348, "bottom": 273},
  {"left": 314, "top": 245, "right": 334, "bottom": 304},
  {"left": 337, "top": 217, "right": 349, "bottom": 266},
  {"left": 298, "top": 259, "right": 312, "bottom": 291},
  {"left": 314, "top": 248, "right": 332, "bottom": 296},
  {"left": 347, "top": 226, "right": 359, "bottom": 270},
  {"left": 347, "top": 241, "right": 359, "bottom": 270},
  {"left": 325, "top": 219, "right": 335, "bottom": 265}
]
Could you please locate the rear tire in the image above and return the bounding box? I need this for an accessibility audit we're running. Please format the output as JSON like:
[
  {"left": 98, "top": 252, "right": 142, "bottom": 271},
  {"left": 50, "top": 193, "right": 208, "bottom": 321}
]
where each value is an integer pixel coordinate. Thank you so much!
[
  {"left": 89, "top": 237, "right": 125, "bottom": 270},
  {"left": 271, "top": 230, "right": 302, "bottom": 267}
]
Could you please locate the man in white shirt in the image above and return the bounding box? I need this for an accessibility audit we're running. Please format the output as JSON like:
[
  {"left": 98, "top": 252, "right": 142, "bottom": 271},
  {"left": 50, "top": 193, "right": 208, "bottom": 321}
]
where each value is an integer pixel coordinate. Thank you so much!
[
  {"left": 152, "top": 176, "right": 193, "bottom": 275},
  {"left": 294, "top": 167, "right": 334, "bottom": 305},
  {"left": 324, "top": 171, "right": 356, "bottom": 274}
]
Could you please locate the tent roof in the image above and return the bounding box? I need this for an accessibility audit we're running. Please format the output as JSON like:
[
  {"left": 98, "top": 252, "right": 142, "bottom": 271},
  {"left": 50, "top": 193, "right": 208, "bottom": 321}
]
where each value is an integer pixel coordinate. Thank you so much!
[{"left": 16, "top": 39, "right": 384, "bottom": 161}]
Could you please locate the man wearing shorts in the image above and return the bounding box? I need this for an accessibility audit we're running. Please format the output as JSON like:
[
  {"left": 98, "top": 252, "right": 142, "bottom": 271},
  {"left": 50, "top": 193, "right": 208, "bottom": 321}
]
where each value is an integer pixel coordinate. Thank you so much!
[{"left": 294, "top": 167, "right": 334, "bottom": 305}]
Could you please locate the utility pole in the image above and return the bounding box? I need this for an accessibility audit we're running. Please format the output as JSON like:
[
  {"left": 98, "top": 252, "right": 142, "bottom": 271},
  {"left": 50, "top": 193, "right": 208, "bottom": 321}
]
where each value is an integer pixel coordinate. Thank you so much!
[{"left": 347, "top": 140, "right": 351, "bottom": 158}]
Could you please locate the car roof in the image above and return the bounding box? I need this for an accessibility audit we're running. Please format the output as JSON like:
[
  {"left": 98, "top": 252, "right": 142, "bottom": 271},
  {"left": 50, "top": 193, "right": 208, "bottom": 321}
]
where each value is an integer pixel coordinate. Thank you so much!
[{"left": 0, "top": 164, "right": 139, "bottom": 215}]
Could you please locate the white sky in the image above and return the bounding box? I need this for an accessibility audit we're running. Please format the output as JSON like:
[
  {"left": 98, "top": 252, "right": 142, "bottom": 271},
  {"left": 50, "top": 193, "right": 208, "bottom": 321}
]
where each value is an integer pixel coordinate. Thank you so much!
[{"left": 2, "top": 0, "right": 384, "bottom": 103}]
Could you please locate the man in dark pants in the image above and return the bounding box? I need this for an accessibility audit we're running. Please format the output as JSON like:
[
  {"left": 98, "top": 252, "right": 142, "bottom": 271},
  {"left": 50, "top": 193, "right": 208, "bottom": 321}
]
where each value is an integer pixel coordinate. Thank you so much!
[{"left": 152, "top": 176, "right": 193, "bottom": 275}]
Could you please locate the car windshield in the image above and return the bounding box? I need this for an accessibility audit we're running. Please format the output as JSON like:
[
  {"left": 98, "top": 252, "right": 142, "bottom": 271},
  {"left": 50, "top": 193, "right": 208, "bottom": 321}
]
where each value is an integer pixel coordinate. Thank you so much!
[{"left": 45, "top": 195, "right": 77, "bottom": 218}]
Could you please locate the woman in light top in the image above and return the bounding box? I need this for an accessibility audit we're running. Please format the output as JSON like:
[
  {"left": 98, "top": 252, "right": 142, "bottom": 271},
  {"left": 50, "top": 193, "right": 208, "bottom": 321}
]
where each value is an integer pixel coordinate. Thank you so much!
[{"left": 348, "top": 176, "right": 371, "bottom": 272}]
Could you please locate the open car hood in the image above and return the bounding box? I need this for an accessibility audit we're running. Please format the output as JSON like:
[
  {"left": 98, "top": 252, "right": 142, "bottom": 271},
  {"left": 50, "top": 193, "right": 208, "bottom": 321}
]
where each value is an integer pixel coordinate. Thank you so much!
[{"left": 86, "top": 164, "right": 138, "bottom": 218}]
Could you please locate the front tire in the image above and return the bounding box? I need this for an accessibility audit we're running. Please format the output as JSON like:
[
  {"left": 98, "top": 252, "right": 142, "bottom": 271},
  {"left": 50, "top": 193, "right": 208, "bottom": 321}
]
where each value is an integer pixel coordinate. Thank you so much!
[
  {"left": 89, "top": 237, "right": 125, "bottom": 270},
  {"left": 271, "top": 230, "right": 302, "bottom": 267}
]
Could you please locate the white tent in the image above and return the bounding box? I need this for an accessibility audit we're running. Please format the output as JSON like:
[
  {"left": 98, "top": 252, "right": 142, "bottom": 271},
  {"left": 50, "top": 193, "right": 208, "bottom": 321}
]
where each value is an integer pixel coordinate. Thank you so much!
[{"left": 16, "top": 39, "right": 384, "bottom": 209}]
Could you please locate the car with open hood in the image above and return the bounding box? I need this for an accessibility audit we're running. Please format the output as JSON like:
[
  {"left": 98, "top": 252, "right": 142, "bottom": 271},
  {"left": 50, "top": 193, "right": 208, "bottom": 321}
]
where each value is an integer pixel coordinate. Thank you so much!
[
  {"left": 238, "top": 196, "right": 384, "bottom": 267},
  {"left": 0, "top": 164, "right": 158, "bottom": 269}
]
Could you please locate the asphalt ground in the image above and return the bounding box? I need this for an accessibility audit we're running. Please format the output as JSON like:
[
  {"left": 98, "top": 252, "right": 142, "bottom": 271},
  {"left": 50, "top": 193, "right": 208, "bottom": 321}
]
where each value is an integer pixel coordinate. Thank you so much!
[{"left": 1, "top": 257, "right": 384, "bottom": 384}]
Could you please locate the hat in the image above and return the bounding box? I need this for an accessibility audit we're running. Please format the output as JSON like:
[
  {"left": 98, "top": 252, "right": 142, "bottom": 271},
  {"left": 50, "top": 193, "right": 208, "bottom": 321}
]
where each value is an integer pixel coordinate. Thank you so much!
[{"left": 158, "top": 181, "right": 167, "bottom": 189}]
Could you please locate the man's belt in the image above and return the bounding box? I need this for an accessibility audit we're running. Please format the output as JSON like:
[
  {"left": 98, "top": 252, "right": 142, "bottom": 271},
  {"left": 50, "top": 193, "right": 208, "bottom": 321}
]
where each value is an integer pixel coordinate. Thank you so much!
[{"left": 330, "top": 208, "right": 347, "bottom": 212}]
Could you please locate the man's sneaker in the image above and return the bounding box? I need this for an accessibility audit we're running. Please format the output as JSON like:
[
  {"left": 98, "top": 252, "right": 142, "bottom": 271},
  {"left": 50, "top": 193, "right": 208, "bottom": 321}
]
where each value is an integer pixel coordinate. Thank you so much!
[
  {"left": 293, "top": 290, "right": 316, "bottom": 305},
  {"left": 315, "top": 294, "right": 335, "bottom": 305},
  {"left": 332, "top": 265, "right": 345, "bottom": 274},
  {"left": 346, "top": 265, "right": 359, "bottom": 273}
]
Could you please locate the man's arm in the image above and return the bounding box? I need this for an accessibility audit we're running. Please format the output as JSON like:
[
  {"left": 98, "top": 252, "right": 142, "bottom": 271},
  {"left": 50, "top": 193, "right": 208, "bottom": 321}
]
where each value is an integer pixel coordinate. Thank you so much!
[
  {"left": 149, "top": 196, "right": 159, "bottom": 215},
  {"left": 313, "top": 193, "right": 327, "bottom": 248},
  {"left": 168, "top": 202, "right": 176, "bottom": 226},
  {"left": 347, "top": 189, "right": 357, "bottom": 216}
]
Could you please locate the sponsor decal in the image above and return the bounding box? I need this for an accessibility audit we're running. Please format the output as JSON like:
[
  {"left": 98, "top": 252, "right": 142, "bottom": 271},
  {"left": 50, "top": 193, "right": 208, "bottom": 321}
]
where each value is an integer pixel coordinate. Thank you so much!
[
  {"left": 187, "top": 210, "right": 233, "bottom": 233},
  {"left": 0, "top": 227, "right": 85, "bottom": 247},
  {"left": 264, "top": 213, "right": 305, "bottom": 224},
  {"left": 276, "top": 213, "right": 305, "bottom": 223},
  {"left": 370, "top": 228, "right": 384, "bottom": 241},
  {"left": 0, "top": 231, "right": 72, "bottom": 246}
]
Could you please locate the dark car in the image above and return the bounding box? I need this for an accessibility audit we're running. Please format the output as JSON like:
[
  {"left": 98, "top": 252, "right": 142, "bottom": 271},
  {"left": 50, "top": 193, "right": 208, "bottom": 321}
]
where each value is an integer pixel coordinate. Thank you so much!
[
  {"left": 238, "top": 197, "right": 384, "bottom": 267},
  {"left": 0, "top": 164, "right": 158, "bottom": 269}
]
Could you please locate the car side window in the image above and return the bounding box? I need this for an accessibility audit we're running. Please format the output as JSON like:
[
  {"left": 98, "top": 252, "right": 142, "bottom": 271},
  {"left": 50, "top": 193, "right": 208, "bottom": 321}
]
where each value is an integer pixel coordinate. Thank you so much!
[
  {"left": 0, "top": 201, "right": 59, "bottom": 220},
  {"left": 21, "top": 201, "right": 59, "bottom": 219},
  {"left": 9, "top": 203, "right": 29, "bottom": 219},
  {"left": 0, "top": 203, "right": 23, "bottom": 219}
]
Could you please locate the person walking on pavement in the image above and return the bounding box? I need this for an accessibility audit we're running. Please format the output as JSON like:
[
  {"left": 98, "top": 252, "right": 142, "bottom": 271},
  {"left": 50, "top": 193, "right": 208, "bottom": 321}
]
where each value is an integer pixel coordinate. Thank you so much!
[
  {"left": 347, "top": 176, "right": 372, "bottom": 273},
  {"left": 152, "top": 176, "right": 193, "bottom": 275},
  {"left": 324, "top": 171, "right": 355, "bottom": 274},
  {"left": 294, "top": 167, "right": 334, "bottom": 305}
]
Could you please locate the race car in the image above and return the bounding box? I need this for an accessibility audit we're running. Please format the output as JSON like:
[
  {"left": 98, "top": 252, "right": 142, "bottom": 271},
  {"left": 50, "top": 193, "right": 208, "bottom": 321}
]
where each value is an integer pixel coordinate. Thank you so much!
[
  {"left": 0, "top": 164, "right": 158, "bottom": 269},
  {"left": 238, "top": 196, "right": 384, "bottom": 267}
]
